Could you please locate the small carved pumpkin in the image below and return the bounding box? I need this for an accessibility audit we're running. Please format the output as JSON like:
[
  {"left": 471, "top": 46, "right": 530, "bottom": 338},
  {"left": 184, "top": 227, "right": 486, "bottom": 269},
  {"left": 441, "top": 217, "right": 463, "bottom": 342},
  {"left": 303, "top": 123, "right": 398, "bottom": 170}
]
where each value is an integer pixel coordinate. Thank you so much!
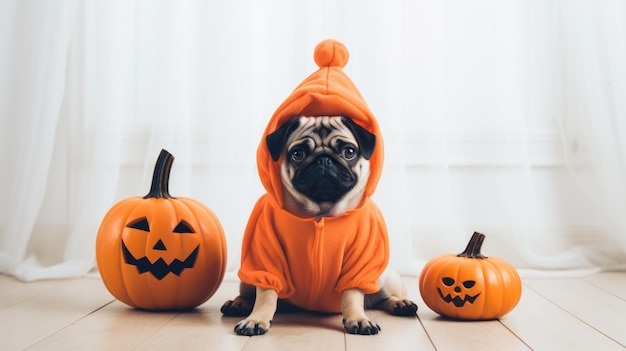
[
  {"left": 96, "top": 149, "right": 227, "bottom": 310},
  {"left": 418, "top": 232, "right": 521, "bottom": 320}
]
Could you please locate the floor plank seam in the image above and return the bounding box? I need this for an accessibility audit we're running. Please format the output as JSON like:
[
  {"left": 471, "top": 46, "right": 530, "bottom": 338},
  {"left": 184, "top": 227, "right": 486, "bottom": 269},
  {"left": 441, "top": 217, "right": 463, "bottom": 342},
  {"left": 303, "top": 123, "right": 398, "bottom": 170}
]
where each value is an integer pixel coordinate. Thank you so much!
[
  {"left": 23, "top": 299, "right": 116, "bottom": 351},
  {"left": 129, "top": 312, "right": 182, "bottom": 351},
  {"left": 523, "top": 282, "right": 626, "bottom": 349},
  {"left": 581, "top": 277, "right": 626, "bottom": 302},
  {"left": 86, "top": 299, "right": 116, "bottom": 316},
  {"left": 498, "top": 319, "right": 534, "bottom": 351},
  {"left": 416, "top": 314, "right": 437, "bottom": 350}
]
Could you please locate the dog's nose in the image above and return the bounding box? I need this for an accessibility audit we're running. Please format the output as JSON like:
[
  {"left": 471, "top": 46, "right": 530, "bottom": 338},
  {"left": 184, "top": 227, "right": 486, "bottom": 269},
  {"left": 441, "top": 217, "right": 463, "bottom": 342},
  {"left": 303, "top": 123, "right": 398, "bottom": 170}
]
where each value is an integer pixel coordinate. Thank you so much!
[{"left": 316, "top": 156, "right": 333, "bottom": 168}]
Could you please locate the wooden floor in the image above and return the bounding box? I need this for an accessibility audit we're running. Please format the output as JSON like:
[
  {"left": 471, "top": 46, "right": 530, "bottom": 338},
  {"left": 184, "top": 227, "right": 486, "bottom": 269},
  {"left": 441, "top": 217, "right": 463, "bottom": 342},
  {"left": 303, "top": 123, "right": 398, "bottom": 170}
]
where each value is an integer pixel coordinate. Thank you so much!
[{"left": 1, "top": 272, "right": 625, "bottom": 351}]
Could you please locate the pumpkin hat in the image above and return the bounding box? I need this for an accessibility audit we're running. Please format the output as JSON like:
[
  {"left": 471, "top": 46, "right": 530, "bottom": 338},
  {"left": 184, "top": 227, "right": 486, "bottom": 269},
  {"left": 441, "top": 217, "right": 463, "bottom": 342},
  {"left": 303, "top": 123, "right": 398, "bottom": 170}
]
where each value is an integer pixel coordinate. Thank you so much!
[{"left": 257, "top": 39, "right": 384, "bottom": 208}]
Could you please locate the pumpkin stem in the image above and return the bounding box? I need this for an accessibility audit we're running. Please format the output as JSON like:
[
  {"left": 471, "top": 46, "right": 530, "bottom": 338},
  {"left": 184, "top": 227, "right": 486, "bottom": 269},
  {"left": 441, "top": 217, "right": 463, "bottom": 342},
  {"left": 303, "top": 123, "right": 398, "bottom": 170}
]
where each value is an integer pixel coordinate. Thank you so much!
[
  {"left": 144, "top": 149, "right": 175, "bottom": 199},
  {"left": 457, "top": 232, "right": 487, "bottom": 259}
]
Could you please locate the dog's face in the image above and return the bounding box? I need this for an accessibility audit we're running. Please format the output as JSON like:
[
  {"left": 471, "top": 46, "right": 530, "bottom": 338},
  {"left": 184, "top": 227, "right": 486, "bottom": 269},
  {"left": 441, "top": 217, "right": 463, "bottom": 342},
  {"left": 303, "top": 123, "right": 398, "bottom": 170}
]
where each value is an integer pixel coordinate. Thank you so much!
[{"left": 266, "top": 116, "right": 376, "bottom": 217}]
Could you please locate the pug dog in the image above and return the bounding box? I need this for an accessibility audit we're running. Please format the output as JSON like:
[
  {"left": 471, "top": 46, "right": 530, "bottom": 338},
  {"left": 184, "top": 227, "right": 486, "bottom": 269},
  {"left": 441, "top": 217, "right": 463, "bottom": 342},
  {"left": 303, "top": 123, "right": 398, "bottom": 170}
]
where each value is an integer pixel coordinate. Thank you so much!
[
  {"left": 221, "top": 115, "right": 417, "bottom": 335},
  {"left": 272, "top": 115, "right": 376, "bottom": 218}
]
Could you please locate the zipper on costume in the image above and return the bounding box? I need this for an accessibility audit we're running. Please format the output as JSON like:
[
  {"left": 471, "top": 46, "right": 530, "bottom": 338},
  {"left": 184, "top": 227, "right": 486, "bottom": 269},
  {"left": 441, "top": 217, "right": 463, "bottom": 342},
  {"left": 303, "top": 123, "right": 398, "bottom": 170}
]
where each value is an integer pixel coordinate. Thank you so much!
[{"left": 309, "top": 218, "right": 325, "bottom": 307}]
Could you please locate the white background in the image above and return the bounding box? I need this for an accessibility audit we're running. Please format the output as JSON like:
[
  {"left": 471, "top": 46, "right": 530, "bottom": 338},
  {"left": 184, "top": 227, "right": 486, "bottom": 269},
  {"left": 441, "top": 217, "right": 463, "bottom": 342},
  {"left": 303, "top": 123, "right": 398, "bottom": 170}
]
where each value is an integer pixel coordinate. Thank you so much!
[{"left": 1, "top": 0, "right": 625, "bottom": 280}]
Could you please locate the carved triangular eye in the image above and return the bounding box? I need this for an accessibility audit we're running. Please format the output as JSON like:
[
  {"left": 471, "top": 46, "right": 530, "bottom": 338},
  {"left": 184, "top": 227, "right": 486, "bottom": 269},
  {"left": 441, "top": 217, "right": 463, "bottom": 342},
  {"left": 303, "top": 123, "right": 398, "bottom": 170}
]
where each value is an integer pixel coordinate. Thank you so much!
[
  {"left": 126, "top": 217, "right": 150, "bottom": 232},
  {"left": 442, "top": 277, "right": 455, "bottom": 286},
  {"left": 173, "top": 220, "right": 195, "bottom": 234},
  {"left": 462, "top": 280, "right": 476, "bottom": 289}
]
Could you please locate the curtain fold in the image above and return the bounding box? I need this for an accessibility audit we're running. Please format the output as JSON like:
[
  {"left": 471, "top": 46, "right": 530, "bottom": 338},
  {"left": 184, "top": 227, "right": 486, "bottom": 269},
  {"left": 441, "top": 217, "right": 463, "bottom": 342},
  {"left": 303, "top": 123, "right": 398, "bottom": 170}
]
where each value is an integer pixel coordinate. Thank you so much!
[
  {"left": 1, "top": 0, "right": 625, "bottom": 282},
  {"left": 0, "top": 0, "right": 76, "bottom": 278},
  {"left": 557, "top": 0, "right": 626, "bottom": 268}
]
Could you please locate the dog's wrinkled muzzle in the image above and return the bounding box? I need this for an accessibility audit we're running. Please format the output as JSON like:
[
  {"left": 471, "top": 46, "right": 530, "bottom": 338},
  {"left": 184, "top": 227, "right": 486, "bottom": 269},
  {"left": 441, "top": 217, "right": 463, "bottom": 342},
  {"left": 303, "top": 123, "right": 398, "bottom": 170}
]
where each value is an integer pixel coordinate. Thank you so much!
[{"left": 295, "top": 155, "right": 356, "bottom": 202}]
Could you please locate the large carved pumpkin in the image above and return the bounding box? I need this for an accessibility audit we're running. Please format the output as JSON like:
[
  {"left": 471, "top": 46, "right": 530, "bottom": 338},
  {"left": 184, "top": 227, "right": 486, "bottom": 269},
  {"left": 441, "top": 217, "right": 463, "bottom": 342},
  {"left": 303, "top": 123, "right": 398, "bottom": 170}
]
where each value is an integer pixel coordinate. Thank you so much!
[
  {"left": 418, "top": 232, "right": 521, "bottom": 320},
  {"left": 96, "top": 149, "right": 227, "bottom": 310}
]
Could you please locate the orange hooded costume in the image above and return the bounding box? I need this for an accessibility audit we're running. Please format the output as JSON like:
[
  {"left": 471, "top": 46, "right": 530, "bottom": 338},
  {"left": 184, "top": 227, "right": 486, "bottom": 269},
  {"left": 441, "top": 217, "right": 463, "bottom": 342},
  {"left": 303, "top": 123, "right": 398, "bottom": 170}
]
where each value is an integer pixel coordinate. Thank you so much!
[{"left": 238, "top": 39, "right": 389, "bottom": 313}]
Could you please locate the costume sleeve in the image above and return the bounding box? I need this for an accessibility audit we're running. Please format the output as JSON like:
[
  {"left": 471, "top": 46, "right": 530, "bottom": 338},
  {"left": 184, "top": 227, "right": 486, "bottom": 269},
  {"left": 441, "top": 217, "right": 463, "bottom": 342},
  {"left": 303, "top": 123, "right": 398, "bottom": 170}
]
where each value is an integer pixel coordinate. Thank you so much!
[
  {"left": 237, "top": 195, "right": 295, "bottom": 298},
  {"left": 336, "top": 201, "right": 389, "bottom": 294}
]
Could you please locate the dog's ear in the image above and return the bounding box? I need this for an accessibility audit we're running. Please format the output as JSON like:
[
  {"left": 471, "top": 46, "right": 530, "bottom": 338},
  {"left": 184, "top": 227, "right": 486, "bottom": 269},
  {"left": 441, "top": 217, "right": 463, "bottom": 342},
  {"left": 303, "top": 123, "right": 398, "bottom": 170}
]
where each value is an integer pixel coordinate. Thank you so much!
[
  {"left": 266, "top": 117, "right": 301, "bottom": 161},
  {"left": 342, "top": 117, "right": 376, "bottom": 160}
]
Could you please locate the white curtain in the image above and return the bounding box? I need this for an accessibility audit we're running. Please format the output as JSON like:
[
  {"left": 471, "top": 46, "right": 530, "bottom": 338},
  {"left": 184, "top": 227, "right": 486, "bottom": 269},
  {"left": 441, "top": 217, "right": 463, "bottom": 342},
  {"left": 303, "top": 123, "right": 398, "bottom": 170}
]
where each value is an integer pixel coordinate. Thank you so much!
[{"left": 1, "top": 0, "right": 625, "bottom": 281}]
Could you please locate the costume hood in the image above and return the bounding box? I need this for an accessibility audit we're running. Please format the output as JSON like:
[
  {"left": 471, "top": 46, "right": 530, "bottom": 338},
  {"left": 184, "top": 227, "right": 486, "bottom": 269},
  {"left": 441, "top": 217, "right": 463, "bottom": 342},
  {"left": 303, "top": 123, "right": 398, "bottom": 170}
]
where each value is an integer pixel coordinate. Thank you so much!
[{"left": 257, "top": 39, "right": 384, "bottom": 208}]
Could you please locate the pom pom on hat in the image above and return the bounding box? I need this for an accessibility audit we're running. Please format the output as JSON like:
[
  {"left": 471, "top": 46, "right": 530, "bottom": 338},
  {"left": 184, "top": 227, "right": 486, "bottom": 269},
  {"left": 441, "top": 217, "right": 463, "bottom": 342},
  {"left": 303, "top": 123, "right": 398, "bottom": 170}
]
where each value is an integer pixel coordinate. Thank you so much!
[
  {"left": 314, "top": 39, "right": 349, "bottom": 68},
  {"left": 266, "top": 38, "right": 375, "bottom": 130}
]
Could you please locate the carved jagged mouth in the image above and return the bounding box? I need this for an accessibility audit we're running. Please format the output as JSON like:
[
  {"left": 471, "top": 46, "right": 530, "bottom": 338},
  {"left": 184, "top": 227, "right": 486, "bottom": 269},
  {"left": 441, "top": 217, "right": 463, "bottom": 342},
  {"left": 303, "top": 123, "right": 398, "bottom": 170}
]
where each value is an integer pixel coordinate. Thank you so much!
[
  {"left": 122, "top": 241, "right": 199, "bottom": 280},
  {"left": 437, "top": 288, "right": 481, "bottom": 307}
]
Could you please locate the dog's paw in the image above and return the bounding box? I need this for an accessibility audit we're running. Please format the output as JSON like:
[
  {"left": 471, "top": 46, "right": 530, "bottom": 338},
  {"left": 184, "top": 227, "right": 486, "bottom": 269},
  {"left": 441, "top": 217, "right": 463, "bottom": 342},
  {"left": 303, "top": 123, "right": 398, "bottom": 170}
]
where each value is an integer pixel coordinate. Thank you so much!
[
  {"left": 221, "top": 298, "right": 253, "bottom": 317},
  {"left": 390, "top": 299, "right": 418, "bottom": 316},
  {"left": 342, "top": 318, "right": 381, "bottom": 335},
  {"left": 234, "top": 318, "right": 272, "bottom": 336}
]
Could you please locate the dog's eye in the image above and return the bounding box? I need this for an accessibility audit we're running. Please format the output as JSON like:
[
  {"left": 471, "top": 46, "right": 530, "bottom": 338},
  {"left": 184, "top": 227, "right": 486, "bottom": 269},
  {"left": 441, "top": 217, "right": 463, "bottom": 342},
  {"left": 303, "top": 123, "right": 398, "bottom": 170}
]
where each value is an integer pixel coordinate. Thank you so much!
[
  {"left": 340, "top": 146, "right": 358, "bottom": 160},
  {"left": 290, "top": 148, "right": 306, "bottom": 162}
]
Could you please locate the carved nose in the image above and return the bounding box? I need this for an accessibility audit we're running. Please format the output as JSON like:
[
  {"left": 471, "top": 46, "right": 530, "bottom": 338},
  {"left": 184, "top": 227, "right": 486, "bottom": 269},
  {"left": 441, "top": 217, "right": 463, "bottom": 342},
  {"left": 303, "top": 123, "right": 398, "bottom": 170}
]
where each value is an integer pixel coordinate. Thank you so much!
[
  {"left": 454, "top": 286, "right": 461, "bottom": 293},
  {"left": 153, "top": 239, "right": 167, "bottom": 251}
]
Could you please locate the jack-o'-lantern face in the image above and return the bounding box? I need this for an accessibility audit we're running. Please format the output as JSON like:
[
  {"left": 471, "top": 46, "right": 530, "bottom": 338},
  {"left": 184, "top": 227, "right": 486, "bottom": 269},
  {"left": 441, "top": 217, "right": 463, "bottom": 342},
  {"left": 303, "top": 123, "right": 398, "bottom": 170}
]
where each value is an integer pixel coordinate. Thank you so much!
[
  {"left": 437, "top": 277, "right": 481, "bottom": 307},
  {"left": 96, "top": 150, "right": 228, "bottom": 310},
  {"left": 419, "top": 232, "right": 523, "bottom": 320},
  {"left": 122, "top": 216, "right": 201, "bottom": 280}
]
